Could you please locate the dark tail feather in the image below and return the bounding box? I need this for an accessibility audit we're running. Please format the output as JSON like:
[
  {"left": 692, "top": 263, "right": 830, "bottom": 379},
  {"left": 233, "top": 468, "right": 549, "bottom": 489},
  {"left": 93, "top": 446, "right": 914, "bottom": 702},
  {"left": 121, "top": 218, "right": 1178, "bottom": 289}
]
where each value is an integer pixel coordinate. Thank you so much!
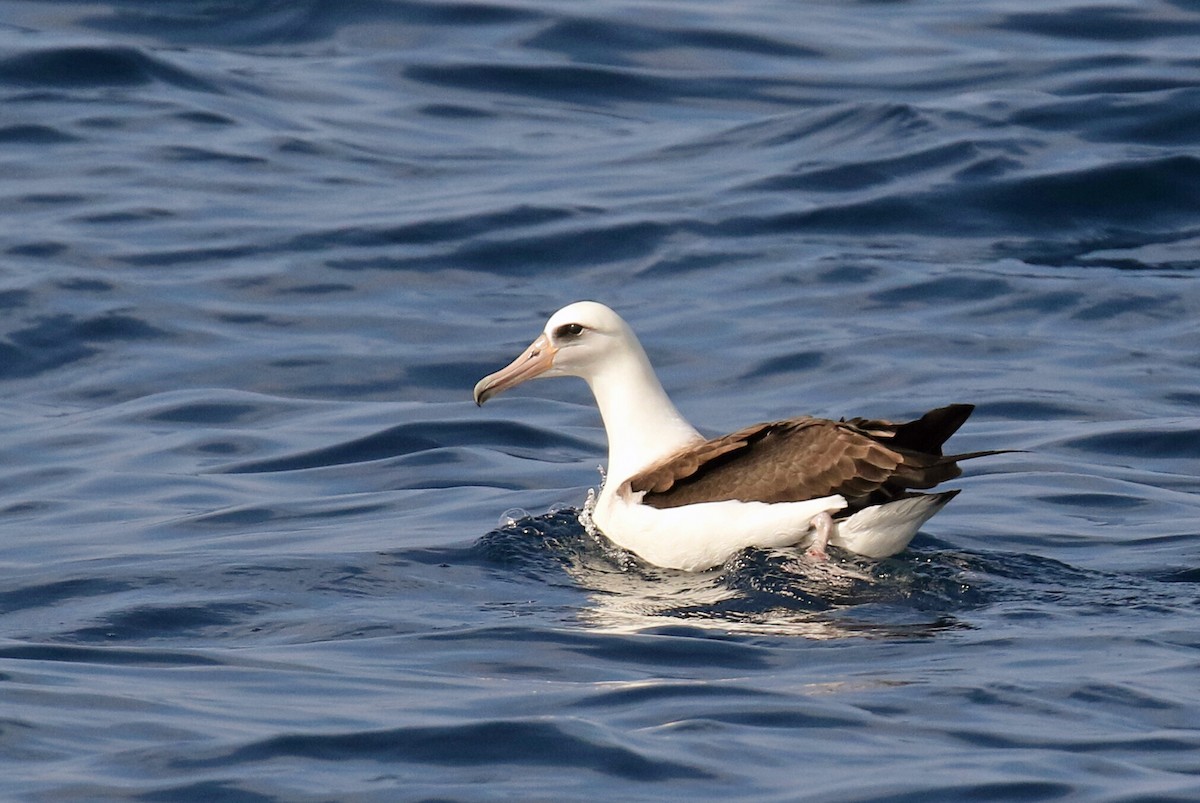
[
  {"left": 890, "top": 448, "right": 1016, "bottom": 491},
  {"left": 944, "top": 448, "right": 1017, "bottom": 463},
  {"left": 890, "top": 403, "right": 975, "bottom": 455},
  {"left": 842, "top": 404, "right": 1017, "bottom": 505}
]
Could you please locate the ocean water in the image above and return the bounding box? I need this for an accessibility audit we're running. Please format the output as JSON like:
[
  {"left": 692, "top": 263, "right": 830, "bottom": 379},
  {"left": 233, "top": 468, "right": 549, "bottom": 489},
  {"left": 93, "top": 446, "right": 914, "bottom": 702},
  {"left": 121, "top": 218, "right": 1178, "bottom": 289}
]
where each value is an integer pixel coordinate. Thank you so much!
[{"left": 2, "top": 0, "right": 1199, "bottom": 799}]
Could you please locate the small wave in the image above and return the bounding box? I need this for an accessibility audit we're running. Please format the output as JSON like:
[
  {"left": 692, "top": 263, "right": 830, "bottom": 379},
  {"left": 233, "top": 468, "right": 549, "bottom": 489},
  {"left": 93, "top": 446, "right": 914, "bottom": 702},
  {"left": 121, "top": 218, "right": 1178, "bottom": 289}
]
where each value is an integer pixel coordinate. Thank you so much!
[
  {"left": 994, "top": 6, "right": 1200, "bottom": 42},
  {"left": 66, "top": 602, "right": 265, "bottom": 643},
  {"left": 523, "top": 15, "right": 821, "bottom": 65},
  {"left": 0, "top": 123, "right": 79, "bottom": 144},
  {"left": 1012, "top": 88, "right": 1200, "bottom": 147},
  {"left": 220, "top": 420, "right": 594, "bottom": 474},
  {"left": 404, "top": 61, "right": 782, "bottom": 106},
  {"left": 1056, "top": 422, "right": 1200, "bottom": 460},
  {"left": 172, "top": 718, "right": 708, "bottom": 780},
  {"left": 745, "top": 140, "right": 987, "bottom": 194},
  {"left": 289, "top": 203, "right": 578, "bottom": 250},
  {"left": 0, "top": 643, "right": 226, "bottom": 667},
  {"left": 159, "top": 145, "right": 268, "bottom": 165},
  {"left": 713, "top": 153, "right": 1200, "bottom": 245},
  {"left": 0, "top": 313, "right": 166, "bottom": 380},
  {"left": 0, "top": 45, "right": 216, "bottom": 91},
  {"left": 645, "top": 103, "right": 948, "bottom": 164}
]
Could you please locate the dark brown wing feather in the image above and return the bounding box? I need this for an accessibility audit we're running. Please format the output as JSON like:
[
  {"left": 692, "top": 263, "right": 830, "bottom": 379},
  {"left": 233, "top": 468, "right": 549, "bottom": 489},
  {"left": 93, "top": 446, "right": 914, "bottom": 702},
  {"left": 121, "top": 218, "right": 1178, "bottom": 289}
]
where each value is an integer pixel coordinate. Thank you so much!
[{"left": 629, "top": 404, "right": 992, "bottom": 512}]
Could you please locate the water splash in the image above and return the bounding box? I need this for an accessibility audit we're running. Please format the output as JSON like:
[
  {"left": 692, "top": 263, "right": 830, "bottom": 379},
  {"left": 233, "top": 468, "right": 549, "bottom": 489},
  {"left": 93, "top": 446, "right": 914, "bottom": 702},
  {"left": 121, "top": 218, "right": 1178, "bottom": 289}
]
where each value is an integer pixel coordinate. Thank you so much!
[{"left": 499, "top": 507, "right": 530, "bottom": 527}]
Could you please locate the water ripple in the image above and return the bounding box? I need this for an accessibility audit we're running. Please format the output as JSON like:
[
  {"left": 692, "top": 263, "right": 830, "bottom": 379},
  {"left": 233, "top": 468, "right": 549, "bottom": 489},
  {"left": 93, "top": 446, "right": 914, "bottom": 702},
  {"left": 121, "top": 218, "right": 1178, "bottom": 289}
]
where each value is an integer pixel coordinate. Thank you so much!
[
  {"left": 0, "top": 45, "right": 217, "bottom": 91},
  {"left": 175, "top": 719, "right": 709, "bottom": 780},
  {"left": 4, "top": 0, "right": 1200, "bottom": 799}
]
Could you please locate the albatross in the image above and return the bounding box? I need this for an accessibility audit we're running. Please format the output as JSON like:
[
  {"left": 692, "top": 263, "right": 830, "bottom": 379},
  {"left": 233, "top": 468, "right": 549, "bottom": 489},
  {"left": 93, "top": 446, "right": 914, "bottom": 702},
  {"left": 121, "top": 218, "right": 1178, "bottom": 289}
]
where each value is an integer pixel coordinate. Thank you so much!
[{"left": 474, "top": 301, "right": 1001, "bottom": 572}]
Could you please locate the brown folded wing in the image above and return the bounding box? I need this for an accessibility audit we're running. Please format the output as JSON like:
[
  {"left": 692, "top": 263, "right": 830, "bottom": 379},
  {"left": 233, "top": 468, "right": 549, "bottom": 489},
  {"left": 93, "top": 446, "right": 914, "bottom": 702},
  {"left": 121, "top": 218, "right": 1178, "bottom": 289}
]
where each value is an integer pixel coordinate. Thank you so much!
[{"left": 627, "top": 406, "right": 978, "bottom": 512}]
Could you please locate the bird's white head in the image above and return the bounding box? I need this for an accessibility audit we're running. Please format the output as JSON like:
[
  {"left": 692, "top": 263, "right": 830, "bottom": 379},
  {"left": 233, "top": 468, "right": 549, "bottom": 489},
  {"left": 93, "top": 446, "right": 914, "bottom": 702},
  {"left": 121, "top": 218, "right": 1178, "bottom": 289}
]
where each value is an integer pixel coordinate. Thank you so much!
[
  {"left": 473, "top": 301, "right": 702, "bottom": 485},
  {"left": 473, "top": 301, "right": 634, "bottom": 405}
]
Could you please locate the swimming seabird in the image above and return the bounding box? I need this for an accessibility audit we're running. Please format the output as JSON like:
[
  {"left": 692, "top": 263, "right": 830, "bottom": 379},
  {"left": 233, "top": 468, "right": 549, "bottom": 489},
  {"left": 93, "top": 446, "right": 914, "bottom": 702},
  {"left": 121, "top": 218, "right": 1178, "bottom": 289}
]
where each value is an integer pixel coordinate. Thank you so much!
[{"left": 474, "top": 301, "right": 1001, "bottom": 571}]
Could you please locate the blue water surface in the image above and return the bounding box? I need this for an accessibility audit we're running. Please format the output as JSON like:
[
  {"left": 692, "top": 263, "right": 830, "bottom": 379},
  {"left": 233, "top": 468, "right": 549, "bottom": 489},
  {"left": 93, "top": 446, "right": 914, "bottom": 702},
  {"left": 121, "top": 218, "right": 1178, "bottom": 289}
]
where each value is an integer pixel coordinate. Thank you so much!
[{"left": 2, "top": 0, "right": 1199, "bottom": 800}]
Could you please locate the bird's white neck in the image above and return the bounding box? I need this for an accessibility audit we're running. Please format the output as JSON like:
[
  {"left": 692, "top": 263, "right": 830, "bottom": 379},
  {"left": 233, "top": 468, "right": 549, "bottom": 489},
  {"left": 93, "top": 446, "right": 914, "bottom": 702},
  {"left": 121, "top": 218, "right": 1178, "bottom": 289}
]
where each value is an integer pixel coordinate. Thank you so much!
[{"left": 581, "top": 340, "right": 702, "bottom": 489}]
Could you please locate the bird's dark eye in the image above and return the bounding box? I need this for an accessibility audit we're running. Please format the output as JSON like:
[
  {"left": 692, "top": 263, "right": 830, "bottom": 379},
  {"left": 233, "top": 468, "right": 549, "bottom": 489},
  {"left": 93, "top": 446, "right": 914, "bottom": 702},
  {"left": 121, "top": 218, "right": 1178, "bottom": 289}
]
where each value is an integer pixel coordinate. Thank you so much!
[{"left": 555, "top": 322, "right": 585, "bottom": 339}]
